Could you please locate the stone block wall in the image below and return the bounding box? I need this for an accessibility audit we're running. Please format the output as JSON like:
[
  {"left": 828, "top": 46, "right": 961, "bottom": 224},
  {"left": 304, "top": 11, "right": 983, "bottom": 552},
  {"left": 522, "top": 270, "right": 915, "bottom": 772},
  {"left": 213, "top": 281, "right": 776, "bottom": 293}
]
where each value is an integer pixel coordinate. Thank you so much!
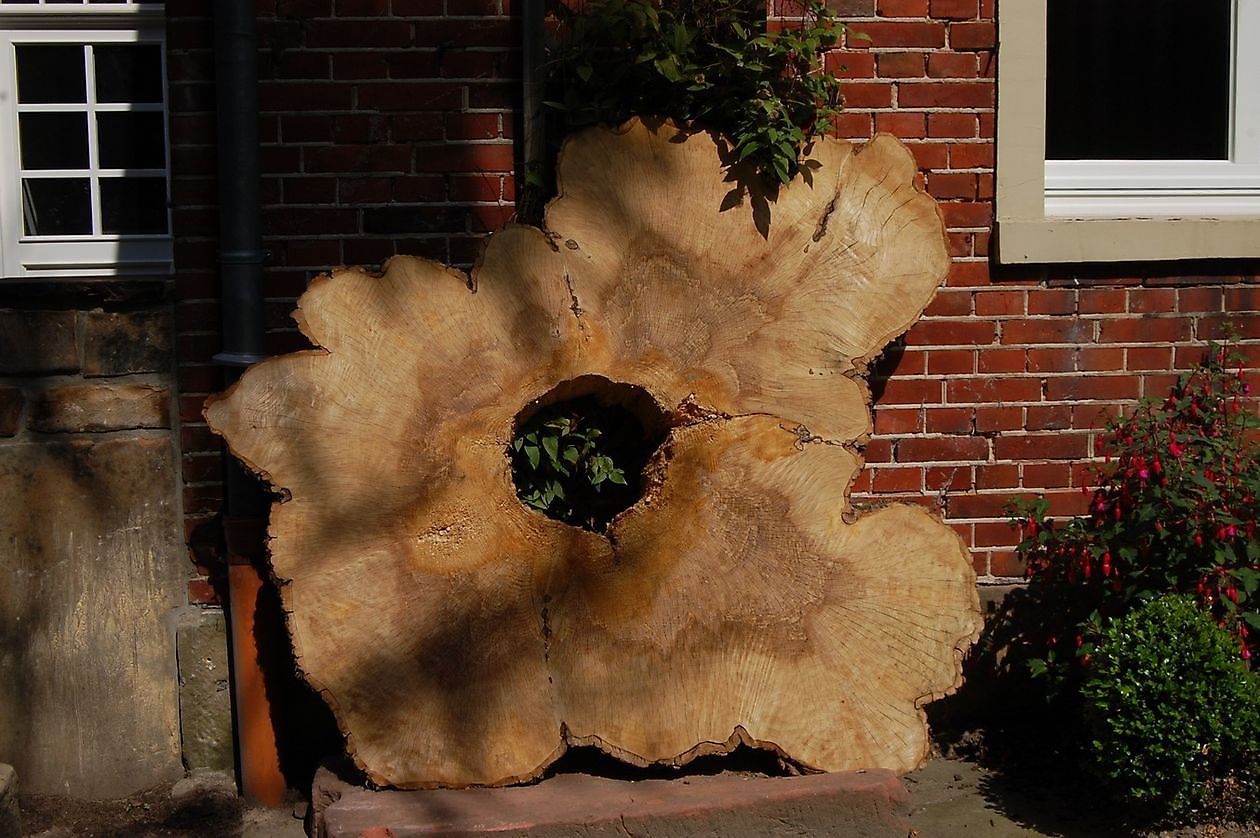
[{"left": 0, "top": 280, "right": 194, "bottom": 797}]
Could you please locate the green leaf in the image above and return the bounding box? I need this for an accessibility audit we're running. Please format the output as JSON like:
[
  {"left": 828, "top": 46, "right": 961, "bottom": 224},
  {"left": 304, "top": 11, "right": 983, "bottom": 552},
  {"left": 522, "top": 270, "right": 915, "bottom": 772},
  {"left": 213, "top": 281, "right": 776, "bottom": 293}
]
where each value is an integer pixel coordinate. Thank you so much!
[
  {"left": 542, "top": 435, "right": 559, "bottom": 465},
  {"left": 525, "top": 444, "right": 540, "bottom": 470},
  {"left": 654, "top": 56, "right": 683, "bottom": 81},
  {"left": 672, "top": 24, "right": 689, "bottom": 54},
  {"left": 771, "top": 154, "right": 791, "bottom": 183}
]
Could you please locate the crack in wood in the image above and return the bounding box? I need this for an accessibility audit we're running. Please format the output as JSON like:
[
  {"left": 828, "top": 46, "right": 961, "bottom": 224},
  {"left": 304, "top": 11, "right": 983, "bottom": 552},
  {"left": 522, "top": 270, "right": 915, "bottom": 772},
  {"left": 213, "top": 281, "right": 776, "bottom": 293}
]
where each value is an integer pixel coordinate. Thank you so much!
[
  {"left": 540, "top": 595, "right": 554, "bottom": 683},
  {"left": 812, "top": 193, "right": 839, "bottom": 242},
  {"left": 561, "top": 268, "right": 584, "bottom": 320},
  {"left": 782, "top": 422, "right": 845, "bottom": 450}
]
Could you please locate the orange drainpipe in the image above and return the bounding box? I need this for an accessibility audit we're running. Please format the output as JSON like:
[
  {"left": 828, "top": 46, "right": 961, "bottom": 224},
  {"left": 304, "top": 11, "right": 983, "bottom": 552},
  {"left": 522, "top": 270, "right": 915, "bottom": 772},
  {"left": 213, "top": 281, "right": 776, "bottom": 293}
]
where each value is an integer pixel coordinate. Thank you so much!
[
  {"left": 212, "top": 0, "right": 281, "bottom": 808},
  {"left": 225, "top": 516, "right": 286, "bottom": 808}
]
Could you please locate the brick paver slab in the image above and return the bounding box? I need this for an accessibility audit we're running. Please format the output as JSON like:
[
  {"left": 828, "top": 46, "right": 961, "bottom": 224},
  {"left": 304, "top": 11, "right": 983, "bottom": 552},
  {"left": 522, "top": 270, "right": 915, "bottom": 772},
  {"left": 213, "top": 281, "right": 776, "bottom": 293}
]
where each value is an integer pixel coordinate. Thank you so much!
[{"left": 317, "top": 770, "right": 909, "bottom": 837}]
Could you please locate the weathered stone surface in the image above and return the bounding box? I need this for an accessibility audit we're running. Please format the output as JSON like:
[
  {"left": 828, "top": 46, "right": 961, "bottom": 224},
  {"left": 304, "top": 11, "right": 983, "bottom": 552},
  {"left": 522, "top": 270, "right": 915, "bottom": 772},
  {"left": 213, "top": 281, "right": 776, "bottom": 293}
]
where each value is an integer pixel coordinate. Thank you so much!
[
  {"left": 0, "top": 438, "right": 186, "bottom": 797},
  {"left": 979, "top": 584, "right": 1019, "bottom": 620},
  {"left": 29, "top": 382, "right": 170, "bottom": 433},
  {"left": 827, "top": 0, "right": 874, "bottom": 15},
  {"left": 81, "top": 309, "right": 173, "bottom": 377},
  {"left": 0, "top": 310, "right": 78, "bottom": 374},
  {"left": 317, "top": 770, "right": 910, "bottom": 838},
  {"left": 0, "top": 388, "right": 22, "bottom": 437},
  {"left": 0, "top": 278, "right": 169, "bottom": 309},
  {"left": 174, "top": 609, "right": 236, "bottom": 772},
  {"left": 0, "top": 764, "right": 19, "bottom": 838},
  {"left": 171, "top": 768, "right": 236, "bottom": 801}
]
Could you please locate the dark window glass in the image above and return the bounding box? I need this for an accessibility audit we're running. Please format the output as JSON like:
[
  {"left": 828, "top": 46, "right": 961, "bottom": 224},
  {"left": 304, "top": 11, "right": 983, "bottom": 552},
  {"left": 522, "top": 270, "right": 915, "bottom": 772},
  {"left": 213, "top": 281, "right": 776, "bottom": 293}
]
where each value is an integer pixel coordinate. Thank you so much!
[
  {"left": 97, "top": 112, "right": 166, "bottom": 169},
  {"left": 94, "top": 44, "right": 163, "bottom": 104},
  {"left": 15, "top": 45, "right": 87, "bottom": 104},
  {"left": 1046, "top": 0, "right": 1231, "bottom": 160},
  {"left": 101, "top": 177, "right": 168, "bottom": 234},
  {"left": 21, "top": 178, "right": 91, "bottom": 236},
  {"left": 19, "top": 113, "right": 90, "bottom": 170}
]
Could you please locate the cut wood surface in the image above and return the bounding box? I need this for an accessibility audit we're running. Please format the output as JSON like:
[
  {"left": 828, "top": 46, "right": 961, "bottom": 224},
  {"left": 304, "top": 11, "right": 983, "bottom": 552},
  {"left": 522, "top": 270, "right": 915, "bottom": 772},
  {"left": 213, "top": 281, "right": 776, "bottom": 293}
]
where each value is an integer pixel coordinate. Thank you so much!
[{"left": 205, "top": 119, "right": 983, "bottom": 789}]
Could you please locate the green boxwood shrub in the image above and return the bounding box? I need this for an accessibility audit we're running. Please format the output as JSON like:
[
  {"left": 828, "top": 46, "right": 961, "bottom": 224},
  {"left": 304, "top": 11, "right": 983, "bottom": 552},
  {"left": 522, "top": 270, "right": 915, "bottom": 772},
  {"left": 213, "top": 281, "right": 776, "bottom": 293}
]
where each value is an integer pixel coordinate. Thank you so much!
[{"left": 1080, "top": 594, "right": 1260, "bottom": 825}]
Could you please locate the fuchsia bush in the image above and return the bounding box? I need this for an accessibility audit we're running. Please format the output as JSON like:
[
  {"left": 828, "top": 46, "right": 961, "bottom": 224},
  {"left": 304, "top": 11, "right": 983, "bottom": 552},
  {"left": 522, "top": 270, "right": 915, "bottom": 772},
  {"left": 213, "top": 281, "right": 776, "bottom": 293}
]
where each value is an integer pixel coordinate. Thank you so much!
[{"left": 1008, "top": 336, "right": 1259, "bottom": 684}]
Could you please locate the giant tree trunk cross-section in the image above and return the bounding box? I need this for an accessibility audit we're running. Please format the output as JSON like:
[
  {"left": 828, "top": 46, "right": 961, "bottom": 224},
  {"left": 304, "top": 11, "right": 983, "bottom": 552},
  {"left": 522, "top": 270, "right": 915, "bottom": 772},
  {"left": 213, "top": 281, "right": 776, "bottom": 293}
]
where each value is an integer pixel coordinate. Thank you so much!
[{"left": 206, "top": 120, "right": 983, "bottom": 789}]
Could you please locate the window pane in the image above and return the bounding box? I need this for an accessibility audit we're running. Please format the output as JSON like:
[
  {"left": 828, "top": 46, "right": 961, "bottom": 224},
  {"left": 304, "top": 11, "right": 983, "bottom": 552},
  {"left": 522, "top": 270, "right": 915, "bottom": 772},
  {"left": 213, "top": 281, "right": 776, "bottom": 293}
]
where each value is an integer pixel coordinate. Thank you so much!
[
  {"left": 19, "top": 113, "right": 90, "bottom": 170},
  {"left": 97, "top": 112, "right": 166, "bottom": 169},
  {"left": 21, "top": 178, "right": 91, "bottom": 236},
  {"left": 93, "top": 44, "right": 164, "bottom": 104},
  {"left": 101, "top": 177, "right": 168, "bottom": 234},
  {"left": 15, "top": 45, "right": 87, "bottom": 104},
  {"left": 1046, "top": 0, "right": 1231, "bottom": 160}
]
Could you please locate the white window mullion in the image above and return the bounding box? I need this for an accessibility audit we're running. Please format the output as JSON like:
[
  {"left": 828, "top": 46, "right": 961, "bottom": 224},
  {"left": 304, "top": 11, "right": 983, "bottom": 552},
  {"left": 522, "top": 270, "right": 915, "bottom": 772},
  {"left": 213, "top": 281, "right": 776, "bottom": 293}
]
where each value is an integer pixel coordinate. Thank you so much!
[
  {"left": 1235, "top": 0, "right": 1260, "bottom": 163},
  {"left": 84, "top": 41, "right": 102, "bottom": 236},
  {"left": 0, "top": 37, "right": 18, "bottom": 276}
]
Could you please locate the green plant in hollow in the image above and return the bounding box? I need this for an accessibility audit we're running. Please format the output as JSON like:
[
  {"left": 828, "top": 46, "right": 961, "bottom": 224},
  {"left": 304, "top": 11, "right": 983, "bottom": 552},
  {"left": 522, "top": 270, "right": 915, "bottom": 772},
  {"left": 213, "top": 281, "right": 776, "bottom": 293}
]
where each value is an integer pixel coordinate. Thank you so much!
[
  {"left": 1080, "top": 594, "right": 1260, "bottom": 825},
  {"left": 509, "top": 396, "right": 641, "bottom": 530},
  {"left": 1004, "top": 336, "right": 1258, "bottom": 694},
  {"left": 545, "top": 0, "right": 854, "bottom": 189}
]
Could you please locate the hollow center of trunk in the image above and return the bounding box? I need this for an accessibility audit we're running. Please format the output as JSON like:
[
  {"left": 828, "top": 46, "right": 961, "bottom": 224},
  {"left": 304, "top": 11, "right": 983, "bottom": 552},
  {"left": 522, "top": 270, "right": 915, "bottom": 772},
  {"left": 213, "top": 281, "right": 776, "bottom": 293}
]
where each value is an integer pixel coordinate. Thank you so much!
[{"left": 509, "top": 376, "right": 669, "bottom": 532}]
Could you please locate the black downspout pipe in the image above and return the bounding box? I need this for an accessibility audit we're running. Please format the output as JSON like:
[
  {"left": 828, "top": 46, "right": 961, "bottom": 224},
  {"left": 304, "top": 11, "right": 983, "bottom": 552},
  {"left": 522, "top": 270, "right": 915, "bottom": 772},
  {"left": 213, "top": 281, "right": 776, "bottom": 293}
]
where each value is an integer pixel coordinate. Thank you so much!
[
  {"left": 212, "top": 1, "right": 284, "bottom": 807},
  {"left": 213, "top": 1, "right": 265, "bottom": 370},
  {"left": 521, "top": 0, "right": 545, "bottom": 179},
  {"left": 518, "top": 0, "right": 546, "bottom": 224}
]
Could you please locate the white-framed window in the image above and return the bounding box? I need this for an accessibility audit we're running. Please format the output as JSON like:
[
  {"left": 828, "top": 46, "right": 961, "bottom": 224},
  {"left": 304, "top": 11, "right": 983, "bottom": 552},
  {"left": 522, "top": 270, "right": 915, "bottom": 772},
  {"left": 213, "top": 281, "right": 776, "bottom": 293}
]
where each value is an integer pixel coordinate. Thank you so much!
[
  {"left": 0, "top": 2, "right": 170, "bottom": 278},
  {"left": 995, "top": 0, "right": 1260, "bottom": 263}
]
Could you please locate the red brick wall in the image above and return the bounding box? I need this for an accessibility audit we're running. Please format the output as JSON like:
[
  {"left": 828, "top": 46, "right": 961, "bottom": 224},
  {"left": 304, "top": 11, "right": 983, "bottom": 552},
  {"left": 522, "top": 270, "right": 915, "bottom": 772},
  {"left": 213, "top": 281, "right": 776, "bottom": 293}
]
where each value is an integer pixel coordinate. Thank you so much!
[
  {"left": 169, "top": 0, "right": 1260, "bottom": 601},
  {"left": 792, "top": 0, "right": 1260, "bottom": 581},
  {"left": 168, "top": 0, "right": 519, "bottom": 603}
]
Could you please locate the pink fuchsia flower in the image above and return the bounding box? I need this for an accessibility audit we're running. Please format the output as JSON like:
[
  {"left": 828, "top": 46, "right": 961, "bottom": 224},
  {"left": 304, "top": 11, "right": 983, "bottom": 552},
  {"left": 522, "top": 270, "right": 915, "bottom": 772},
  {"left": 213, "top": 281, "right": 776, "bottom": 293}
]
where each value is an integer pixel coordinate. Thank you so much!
[{"left": 1169, "top": 438, "right": 1184, "bottom": 459}]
